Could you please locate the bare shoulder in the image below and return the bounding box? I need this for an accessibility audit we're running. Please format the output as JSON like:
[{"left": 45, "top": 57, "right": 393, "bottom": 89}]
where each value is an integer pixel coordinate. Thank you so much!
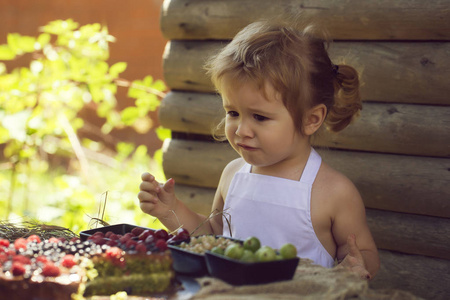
[
  {"left": 219, "top": 158, "right": 246, "bottom": 190},
  {"left": 313, "top": 161, "right": 362, "bottom": 209}
]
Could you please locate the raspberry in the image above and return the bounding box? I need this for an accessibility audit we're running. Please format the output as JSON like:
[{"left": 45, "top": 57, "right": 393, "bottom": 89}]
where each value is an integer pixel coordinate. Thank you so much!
[
  {"left": 155, "top": 239, "right": 168, "bottom": 251},
  {"left": 131, "top": 227, "right": 145, "bottom": 237},
  {"left": 48, "top": 237, "right": 60, "bottom": 243},
  {"left": 61, "top": 254, "right": 77, "bottom": 268},
  {"left": 26, "top": 235, "right": 41, "bottom": 243},
  {"left": 105, "top": 247, "right": 123, "bottom": 260},
  {"left": 13, "top": 255, "right": 31, "bottom": 265},
  {"left": 0, "top": 239, "right": 10, "bottom": 248},
  {"left": 36, "top": 256, "right": 48, "bottom": 264},
  {"left": 135, "top": 242, "right": 147, "bottom": 253},
  {"left": 14, "top": 238, "right": 27, "bottom": 250},
  {"left": 11, "top": 262, "right": 26, "bottom": 276},
  {"left": 125, "top": 239, "right": 137, "bottom": 249},
  {"left": 41, "top": 262, "right": 61, "bottom": 277}
]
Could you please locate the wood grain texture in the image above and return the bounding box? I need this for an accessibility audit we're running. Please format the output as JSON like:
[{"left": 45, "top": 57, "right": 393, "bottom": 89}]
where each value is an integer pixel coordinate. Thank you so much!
[
  {"left": 159, "top": 91, "right": 450, "bottom": 157},
  {"left": 161, "top": 0, "right": 450, "bottom": 41},
  {"left": 163, "top": 40, "right": 450, "bottom": 105},
  {"left": 162, "top": 139, "right": 450, "bottom": 218}
]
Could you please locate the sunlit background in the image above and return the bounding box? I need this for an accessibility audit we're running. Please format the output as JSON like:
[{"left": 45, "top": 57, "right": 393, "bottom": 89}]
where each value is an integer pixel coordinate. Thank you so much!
[{"left": 0, "top": 0, "right": 169, "bottom": 233}]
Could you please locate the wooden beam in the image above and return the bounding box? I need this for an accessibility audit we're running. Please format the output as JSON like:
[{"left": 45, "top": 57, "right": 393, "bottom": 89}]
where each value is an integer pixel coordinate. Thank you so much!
[
  {"left": 162, "top": 139, "right": 450, "bottom": 218},
  {"left": 161, "top": 0, "right": 450, "bottom": 41},
  {"left": 159, "top": 91, "right": 450, "bottom": 158},
  {"left": 370, "top": 250, "right": 450, "bottom": 300},
  {"left": 163, "top": 40, "right": 450, "bottom": 106}
]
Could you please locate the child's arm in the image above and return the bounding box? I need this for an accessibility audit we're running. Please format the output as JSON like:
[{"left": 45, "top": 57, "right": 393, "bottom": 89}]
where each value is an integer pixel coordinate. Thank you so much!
[
  {"left": 331, "top": 177, "right": 380, "bottom": 279},
  {"left": 138, "top": 172, "right": 212, "bottom": 234}
]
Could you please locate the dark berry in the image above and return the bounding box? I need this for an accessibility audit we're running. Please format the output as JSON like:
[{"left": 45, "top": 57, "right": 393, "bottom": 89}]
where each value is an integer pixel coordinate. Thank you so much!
[
  {"left": 154, "top": 229, "right": 169, "bottom": 241},
  {"left": 11, "top": 262, "right": 26, "bottom": 276},
  {"left": 131, "top": 227, "right": 145, "bottom": 237},
  {"left": 138, "top": 229, "right": 154, "bottom": 241},
  {"left": 135, "top": 242, "right": 147, "bottom": 253},
  {"left": 144, "top": 235, "right": 155, "bottom": 245},
  {"left": 155, "top": 239, "right": 168, "bottom": 251}
]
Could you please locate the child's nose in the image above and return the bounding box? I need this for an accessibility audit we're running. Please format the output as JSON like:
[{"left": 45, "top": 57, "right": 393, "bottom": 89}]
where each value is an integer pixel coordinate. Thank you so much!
[{"left": 235, "top": 120, "right": 253, "bottom": 137}]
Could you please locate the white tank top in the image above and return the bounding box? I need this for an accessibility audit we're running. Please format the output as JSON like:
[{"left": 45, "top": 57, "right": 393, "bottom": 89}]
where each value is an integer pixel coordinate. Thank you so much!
[{"left": 222, "top": 148, "right": 335, "bottom": 268}]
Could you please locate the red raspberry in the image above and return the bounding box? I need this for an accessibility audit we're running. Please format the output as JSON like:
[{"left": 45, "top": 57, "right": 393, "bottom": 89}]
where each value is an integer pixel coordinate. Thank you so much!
[
  {"left": 125, "top": 239, "right": 137, "bottom": 249},
  {"left": 11, "top": 262, "right": 26, "bottom": 276},
  {"left": 105, "top": 247, "right": 122, "bottom": 258},
  {"left": 105, "top": 231, "right": 114, "bottom": 238},
  {"left": 14, "top": 238, "right": 27, "bottom": 250},
  {"left": 41, "top": 262, "right": 61, "bottom": 277},
  {"left": 61, "top": 254, "right": 77, "bottom": 268},
  {"left": 131, "top": 227, "right": 145, "bottom": 237},
  {"left": 27, "top": 235, "right": 41, "bottom": 243},
  {"left": 0, "top": 239, "right": 10, "bottom": 248},
  {"left": 135, "top": 242, "right": 147, "bottom": 253},
  {"left": 155, "top": 239, "right": 168, "bottom": 251},
  {"left": 48, "top": 237, "right": 60, "bottom": 243},
  {"left": 36, "top": 256, "right": 48, "bottom": 264},
  {"left": 12, "top": 255, "right": 31, "bottom": 265},
  {"left": 106, "top": 239, "right": 118, "bottom": 247}
]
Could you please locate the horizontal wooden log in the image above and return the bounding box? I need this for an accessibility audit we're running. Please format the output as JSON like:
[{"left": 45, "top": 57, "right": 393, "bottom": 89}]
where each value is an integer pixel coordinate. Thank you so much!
[
  {"left": 161, "top": 0, "right": 450, "bottom": 41},
  {"left": 162, "top": 139, "right": 450, "bottom": 218},
  {"left": 159, "top": 91, "right": 223, "bottom": 134},
  {"left": 159, "top": 91, "right": 450, "bottom": 158},
  {"left": 163, "top": 40, "right": 450, "bottom": 106},
  {"left": 370, "top": 250, "right": 450, "bottom": 300},
  {"left": 171, "top": 184, "right": 450, "bottom": 260}
]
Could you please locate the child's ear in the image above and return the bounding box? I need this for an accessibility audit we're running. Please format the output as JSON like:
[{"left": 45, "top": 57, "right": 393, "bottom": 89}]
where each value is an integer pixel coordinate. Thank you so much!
[{"left": 303, "top": 104, "right": 327, "bottom": 136}]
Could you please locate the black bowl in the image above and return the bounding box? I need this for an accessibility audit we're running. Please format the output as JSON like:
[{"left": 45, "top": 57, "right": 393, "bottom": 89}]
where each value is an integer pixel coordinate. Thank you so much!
[
  {"left": 79, "top": 223, "right": 153, "bottom": 241},
  {"left": 205, "top": 251, "right": 299, "bottom": 285},
  {"left": 168, "top": 239, "right": 208, "bottom": 277}
]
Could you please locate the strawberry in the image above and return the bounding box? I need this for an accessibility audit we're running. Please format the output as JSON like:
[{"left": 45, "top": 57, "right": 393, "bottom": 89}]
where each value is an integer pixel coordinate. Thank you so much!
[
  {"left": 26, "top": 235, "right": 41, "bottom": 243},
  {"left": 11, "top": 262, "right": 26, "bottom": 276},
  {"left": 14, "top": 238, "right": 27, "bottom": 250},
  {"left": 61, "top": 254, "right": 77, "bottom": 268},
  {"left": 41, "top": 261, "right": 61, "bottom": 277}
]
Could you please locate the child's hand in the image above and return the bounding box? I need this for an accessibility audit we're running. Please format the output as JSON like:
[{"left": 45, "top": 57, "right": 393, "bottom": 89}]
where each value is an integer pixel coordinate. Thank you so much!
[
  {"left": 338, "top": 234, "right": 372, "bottom": 280},
  {"left": 138, "top": 172, "right": 177, "bottom": 219}
]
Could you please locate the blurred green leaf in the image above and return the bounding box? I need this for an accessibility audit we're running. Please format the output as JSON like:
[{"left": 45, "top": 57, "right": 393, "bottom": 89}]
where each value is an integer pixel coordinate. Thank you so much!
[
  {"left": 155, "top": 126, "right": 171, "bottom": 141},
  {"left": 109, "top": 62, "right": 127, "bottom": 78},
  {"left": 0, "top": 45, "right": 16, "bottom": 60}
]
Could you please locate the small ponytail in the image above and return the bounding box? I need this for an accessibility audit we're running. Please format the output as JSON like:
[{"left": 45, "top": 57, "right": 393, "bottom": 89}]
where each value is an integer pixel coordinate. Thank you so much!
[{"left": 325, "top": 64, "right": 362, "bottom": 132}]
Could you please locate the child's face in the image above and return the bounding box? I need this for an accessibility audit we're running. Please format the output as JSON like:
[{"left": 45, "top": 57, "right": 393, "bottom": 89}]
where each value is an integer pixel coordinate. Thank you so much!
[{"left": 222, "top": 81, "right": 307, "bottom": 170}]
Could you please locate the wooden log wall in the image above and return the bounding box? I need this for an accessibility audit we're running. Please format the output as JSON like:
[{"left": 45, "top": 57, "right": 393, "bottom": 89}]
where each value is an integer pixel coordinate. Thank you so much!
[{"left": 158, "top": 1, "right": 450, "bottom": 298}]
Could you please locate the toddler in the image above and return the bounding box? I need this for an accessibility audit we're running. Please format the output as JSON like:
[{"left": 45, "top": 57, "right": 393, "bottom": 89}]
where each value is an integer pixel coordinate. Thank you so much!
[{"left": 138, "top": 20, "right": 380, "bottom": 279}]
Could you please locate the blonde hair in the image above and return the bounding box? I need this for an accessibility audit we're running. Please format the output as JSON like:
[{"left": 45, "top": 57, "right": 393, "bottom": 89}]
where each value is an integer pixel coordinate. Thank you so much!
[{"left": 206, "top": 20, "right": 361, "bottom": 136}]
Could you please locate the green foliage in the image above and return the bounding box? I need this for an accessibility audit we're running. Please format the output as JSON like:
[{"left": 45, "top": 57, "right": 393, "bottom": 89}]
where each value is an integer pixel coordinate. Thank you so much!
[{"left": 0, "top": 19, "right": 170, "bottom": 232}]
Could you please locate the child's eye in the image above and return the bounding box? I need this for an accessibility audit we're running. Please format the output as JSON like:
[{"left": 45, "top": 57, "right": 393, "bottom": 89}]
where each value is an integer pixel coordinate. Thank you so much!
[
  {"left": 227, "top": 111, "right": 239, "bottom": 117},
  {"left": 253, "top": 114, "right": 268, "bottom": 121}
]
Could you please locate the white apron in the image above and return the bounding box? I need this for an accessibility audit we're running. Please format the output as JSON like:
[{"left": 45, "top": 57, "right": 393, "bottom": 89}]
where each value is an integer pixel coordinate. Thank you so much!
[{"left": 222, "top": 148, "right": 335, "bottom": 268}]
